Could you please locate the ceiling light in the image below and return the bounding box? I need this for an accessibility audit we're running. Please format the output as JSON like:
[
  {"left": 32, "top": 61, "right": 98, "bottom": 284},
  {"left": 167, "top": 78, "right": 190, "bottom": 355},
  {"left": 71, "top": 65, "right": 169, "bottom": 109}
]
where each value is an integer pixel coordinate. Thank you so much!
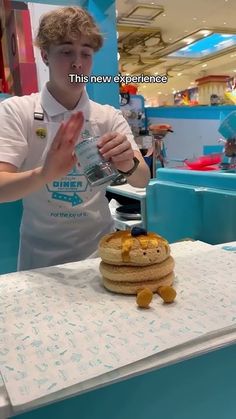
[
  {"left": 233, "top": 70, "right": 236, "bottom": 73},
  {"left": 183, "top": 38, "right": 195, "bottom": 44},
  {"left": 144, "top": 37, "right": 161, "bottom": 47},
  {"left": 200, "top": 30, "right": 211, "bottom": 37},
  {"left": 223, "top": 22, "right": 227, "bottom": 25},
  {"left": 202, "top": 64, "right": 207, "bottom": 67},
  {"left": 177, "top": 72, "right": 182, "bottom": 76},
  {"left": 154, "top": 72, "right": 159, "bottom": 75},
  {"left": 158, "top": 92, "right": 162, "bottom": 94},
  {"left": 162, "top": 14, "right": 166, "bottom": 17},
  {"left": 119, "top": 18, "right": 152, "bottom": 25}
]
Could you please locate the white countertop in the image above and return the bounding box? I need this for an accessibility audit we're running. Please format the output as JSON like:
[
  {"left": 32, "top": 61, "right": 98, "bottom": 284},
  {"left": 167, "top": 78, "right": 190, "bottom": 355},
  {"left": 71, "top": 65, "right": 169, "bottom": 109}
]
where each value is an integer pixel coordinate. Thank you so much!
[
  {"left": 0, "top": 241, "right": 236, "bottom": 418},
  {"left": 106, "top": 183, "right": 146, "bottom": 199}
]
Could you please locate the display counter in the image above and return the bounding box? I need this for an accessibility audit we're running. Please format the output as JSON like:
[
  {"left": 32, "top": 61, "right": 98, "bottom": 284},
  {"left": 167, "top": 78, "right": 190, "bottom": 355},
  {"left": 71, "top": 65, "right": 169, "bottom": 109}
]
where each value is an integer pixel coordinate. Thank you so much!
[
  {"left": 145, "top": 105, "right": 236, "bottom": 161},
  {"left": 0, "top": 241, "right": 236, "bottom": 419},
  {"left": 146, "top": 168, "right": 236, "bottom": 244}
]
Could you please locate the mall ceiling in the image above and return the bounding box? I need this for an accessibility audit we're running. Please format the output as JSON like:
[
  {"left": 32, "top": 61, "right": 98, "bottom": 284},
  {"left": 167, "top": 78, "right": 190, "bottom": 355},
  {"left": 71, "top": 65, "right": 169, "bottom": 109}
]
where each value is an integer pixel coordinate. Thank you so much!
[{"left": 116, "top": 0, "right": 236, "bottom": 101}]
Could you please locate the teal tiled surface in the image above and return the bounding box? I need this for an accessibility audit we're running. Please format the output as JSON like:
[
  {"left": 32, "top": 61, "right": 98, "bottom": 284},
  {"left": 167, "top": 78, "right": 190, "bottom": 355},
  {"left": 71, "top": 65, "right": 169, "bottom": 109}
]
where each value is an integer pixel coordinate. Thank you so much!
[{"left": 0, "top": 201, "right": 22, "bottom": 274}]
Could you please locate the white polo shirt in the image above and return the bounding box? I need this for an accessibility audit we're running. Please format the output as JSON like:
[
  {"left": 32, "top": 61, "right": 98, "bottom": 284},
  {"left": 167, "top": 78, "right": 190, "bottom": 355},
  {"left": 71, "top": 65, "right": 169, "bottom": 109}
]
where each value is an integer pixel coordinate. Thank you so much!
[{"left": 0, "top": 84, "right": 139, "bottom": 270}]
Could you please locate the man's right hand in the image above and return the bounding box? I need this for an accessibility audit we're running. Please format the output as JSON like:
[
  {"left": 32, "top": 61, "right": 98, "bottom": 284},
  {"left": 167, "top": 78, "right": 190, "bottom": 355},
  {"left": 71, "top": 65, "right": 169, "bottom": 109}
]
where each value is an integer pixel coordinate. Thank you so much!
[{"left": 39, "top": 111, "right": 84, "bottom": 183}]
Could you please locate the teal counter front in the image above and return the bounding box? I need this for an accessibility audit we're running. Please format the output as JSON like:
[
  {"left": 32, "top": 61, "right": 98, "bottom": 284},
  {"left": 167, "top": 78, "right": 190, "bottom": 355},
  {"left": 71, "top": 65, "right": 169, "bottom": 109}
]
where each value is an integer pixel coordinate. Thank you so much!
[
  {"left": 0, "top": 200, "right": 22, "bottom": 274},
  {"left": 146, "top": 168, "right": 236, "bottom": 244},
  {"left": 6, "top": 344, "right": 236, "bottom": 419}
]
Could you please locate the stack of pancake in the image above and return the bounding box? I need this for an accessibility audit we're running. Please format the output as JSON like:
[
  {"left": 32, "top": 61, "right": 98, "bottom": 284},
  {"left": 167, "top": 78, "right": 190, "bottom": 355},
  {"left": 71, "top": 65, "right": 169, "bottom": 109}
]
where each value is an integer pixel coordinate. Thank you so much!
[{"left": 98, "top": 228, "right": 175, "bottom": 295}]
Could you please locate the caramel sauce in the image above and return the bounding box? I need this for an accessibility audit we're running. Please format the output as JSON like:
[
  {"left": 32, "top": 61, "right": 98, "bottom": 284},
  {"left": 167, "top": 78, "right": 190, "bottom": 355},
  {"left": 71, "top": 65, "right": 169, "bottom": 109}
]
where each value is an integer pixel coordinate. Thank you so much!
[{"left": 105, "top": 230, "right": 168, "bottom": 262}]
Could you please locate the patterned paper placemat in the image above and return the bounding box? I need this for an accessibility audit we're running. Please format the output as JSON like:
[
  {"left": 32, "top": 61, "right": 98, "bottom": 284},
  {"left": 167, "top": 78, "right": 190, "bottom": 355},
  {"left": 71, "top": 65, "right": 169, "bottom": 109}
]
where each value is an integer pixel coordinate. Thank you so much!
[{"left": 0, "top": 241, "right": 235, "bottom": 407}]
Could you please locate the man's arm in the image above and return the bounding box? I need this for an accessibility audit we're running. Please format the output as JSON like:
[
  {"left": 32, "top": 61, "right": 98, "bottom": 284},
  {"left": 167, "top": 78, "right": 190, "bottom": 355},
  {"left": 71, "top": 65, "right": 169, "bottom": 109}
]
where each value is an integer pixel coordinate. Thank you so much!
[
  {"left": 98, "top": 136, "right": 150, "bottom": 188},
  {"left": 0, "top": 111, "right": 84, "bottom": 203},
  {"left": 118, "top": 150, "right": 150, "bottom": 188},
  {"left": 98, "top": 108, "right": 150, "bottom": 188},
  {"left": 0, "top": 162, "right": 47, "bottom": 203}
]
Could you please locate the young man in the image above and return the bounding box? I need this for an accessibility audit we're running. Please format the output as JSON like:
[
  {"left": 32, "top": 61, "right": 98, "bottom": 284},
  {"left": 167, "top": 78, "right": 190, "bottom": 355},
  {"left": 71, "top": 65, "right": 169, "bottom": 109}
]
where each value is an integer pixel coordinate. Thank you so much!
[{"left": 0, "top": 6, "right": 150, "bottom": 270}]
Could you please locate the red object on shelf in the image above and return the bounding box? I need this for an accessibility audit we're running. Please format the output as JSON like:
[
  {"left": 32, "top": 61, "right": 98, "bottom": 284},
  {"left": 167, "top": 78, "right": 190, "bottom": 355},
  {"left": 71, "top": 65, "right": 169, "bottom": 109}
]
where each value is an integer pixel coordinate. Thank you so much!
[
  {"left": 190, "top": 165, "right": 219, "bottom": 171},
  {"left": 121, "top": 84, "right": 137, "bottom": 94},
  {"left": 184, "top": 154, "right": 221, "bottom": 170}
]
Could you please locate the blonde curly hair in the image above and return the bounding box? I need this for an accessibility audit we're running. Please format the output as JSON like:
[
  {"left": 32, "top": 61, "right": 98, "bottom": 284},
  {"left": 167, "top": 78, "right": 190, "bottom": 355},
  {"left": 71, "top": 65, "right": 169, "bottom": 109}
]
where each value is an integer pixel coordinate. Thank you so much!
[{"left": 34, "top": 6, "right": 103, "bottom": 52}]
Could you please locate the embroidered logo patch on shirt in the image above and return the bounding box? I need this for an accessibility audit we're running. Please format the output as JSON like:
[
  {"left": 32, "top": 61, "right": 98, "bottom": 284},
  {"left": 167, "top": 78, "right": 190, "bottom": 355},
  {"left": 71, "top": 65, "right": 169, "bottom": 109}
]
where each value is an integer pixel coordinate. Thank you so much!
[{"left": 35, "top": 128, "right": 47, "bottom": 139}]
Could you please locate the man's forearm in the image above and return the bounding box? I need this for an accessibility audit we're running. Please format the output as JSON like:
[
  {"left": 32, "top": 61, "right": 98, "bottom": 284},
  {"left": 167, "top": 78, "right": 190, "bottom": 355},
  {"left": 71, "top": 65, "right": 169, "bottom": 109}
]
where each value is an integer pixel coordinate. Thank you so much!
[
  {"left": 0, "top": 167, "right": 46, "bottom": 203},
  {"left": 127, "top": 162, "right": 150, "bottom": 188}
]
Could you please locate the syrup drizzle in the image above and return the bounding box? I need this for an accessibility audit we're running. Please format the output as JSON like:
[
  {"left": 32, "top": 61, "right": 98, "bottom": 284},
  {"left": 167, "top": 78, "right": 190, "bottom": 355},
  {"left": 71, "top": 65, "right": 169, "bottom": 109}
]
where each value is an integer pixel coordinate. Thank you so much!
[{"left": 105, "top": 230, "right": 168, "bottom": 262}]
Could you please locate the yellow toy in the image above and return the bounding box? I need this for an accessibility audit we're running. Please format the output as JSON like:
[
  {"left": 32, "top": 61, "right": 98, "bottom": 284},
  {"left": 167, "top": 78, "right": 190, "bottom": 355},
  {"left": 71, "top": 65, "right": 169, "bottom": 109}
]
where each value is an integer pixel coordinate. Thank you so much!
[{"left": 99, "top": 227, "right": 177, "bottom": 309}]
